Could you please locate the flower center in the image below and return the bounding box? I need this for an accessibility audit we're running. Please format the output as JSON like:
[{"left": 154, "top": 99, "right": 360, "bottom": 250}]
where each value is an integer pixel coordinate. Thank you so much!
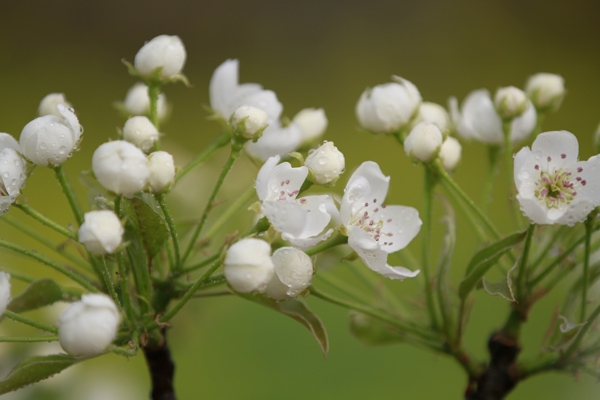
[
  {"left": 350, "top": 199, "right": 395, "bottom": 247},
  {"left": 534, "top": 166, "right": 584, "bottom": 208}
]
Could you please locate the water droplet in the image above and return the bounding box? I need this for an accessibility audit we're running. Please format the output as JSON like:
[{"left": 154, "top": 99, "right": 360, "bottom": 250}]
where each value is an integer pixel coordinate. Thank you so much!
[
  {"left": 519, "top": 171, "right": 529, "bottom": 180},
  {"left": 534, "top": 150, "right": 542, "bottom": 160},
  {"left": 318, "top": 157, "right": 328, "bottom": 165}
]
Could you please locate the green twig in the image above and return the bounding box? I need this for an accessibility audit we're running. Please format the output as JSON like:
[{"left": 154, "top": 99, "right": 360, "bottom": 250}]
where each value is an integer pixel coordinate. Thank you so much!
[
  {"left": 0, "top": 336, "right": 59, "bottom": 343},
  {"left": 15, "top": 204, "right": 76, "bottom": 240},
  {"left": 422, "top": 166, "right": 440, "bottom": 330},
  {"left": 175, "top": 131, "right": 231, "bottom": 183},
  {"left": 99, "top": 257, "right": 121, "bottom": 309},
  {"left": 54, "top": 165, "right": 84, "bottom": 226},
  {"left": 4, "top": 310, "right": 58, "bottom": 334},
  {"left": 581, "top": 215, "right": 595, "bottom": 322},
  {"left": 156, "top": 193, "right": 180, "bottom": 271},
  {"left": 205, "top": 186, "right": 255, "bottom": 238}
]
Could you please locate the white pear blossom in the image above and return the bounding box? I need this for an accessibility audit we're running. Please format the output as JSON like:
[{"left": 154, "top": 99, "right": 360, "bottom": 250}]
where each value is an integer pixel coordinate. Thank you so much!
[
  {"left": 449, "top": 89, "right": 536, "bottom": 145},
  {"left": 0, "top": 272, "right": 10, "bottom": 316},
  {"left": 265, "top": 247, "right": 313, "bottom": 301},
  {"left": 58, "top": 294, "right": 120, "bottom": 357},
  {"left": 92, "top": 140, "right": 149, "bottom": 197},
  {"left": 224, "top": 238, "right": 274, "bottom": 293},
  {"left": 122, "top": 116, "right": 160, "bottom": 153},
  {"left": 525, "top": 73, "right": 565, "bottom": 111},
  {"left": 244, "top": 122, "right": 303, "bottom": 161},
  {"left": 0, "top": 147, "right": 26, "bottom": 214},
  {"left": 20, "top": 104, "right": 82, "bottom": 167},
  {"left": 341, "top": 161, "right": 421, "bottom": 280},
  {"left": 304, "top": 141, "right": 345, "bottom": 185},
  {"left": 134, "top": 35, "right": 186, "bottom": 80},
  {"left": 147, "top": 151, "right": 175, "bottom": 193},
  {"left": 409, "top": 102, "right": 451, "bottom": 134},
  {"left": 514, "top": 131, "right": 600, "bottom": 226},
  {"left": 293, "top": 108, "right": 328, "bottom": 143},
  {"left": 404, "top": 122, "right": 443, "bottom": 163},
  {"left": 255, "top": 155, "right": 333, "bottom": 249},
  {"left": 230, "top": 105, "right": 269, "bottom": 139},
  {"left": 78, "top": 211, "right": 124, "bottom": 255},
  {"left": 439, "top": 137, "right": 462, "bottom": 171},
  {"left": 38, "top": 93, "right": 72, "bottom": 117},
  {"left": 356, "top": 76, "right": 422, "bottom": 134},
  {"left": 123, "top": 82, "right": 167, "bottom": 119},
  {"left": 494, "top": 86, "right": 528, "bottom": 119}
]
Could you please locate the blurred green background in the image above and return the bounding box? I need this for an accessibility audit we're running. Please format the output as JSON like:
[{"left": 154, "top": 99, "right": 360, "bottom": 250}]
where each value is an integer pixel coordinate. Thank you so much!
[{"left": 1, "top": 0, "right": 600, "bottom": 399}]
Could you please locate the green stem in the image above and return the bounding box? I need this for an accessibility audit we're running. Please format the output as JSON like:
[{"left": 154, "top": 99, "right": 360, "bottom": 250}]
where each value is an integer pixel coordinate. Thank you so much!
[
  {"left": 54, "top": 165, "right": 84, "bottom": 226},
  {"left": 15, "top": 204, "right": 76, "bottom": 240},
  {"left": 99, "top": 257, "right": 121, "bottom": 309},
  {"left": 1, "top": 215, "right": 91, "bottom": 272},
  {"left": 4, "top": 310, "right": 58, "bottom": 334},
  {"left": 581, "top": 215, "right": 595, "bottom": 322},
  {"left": 529, "top": 225, "right": 566, "bottom": 275},
  {"left": 516, "top": 223, "right": 536, "bottom": 303},
  {"left": 502, "top": 119, "right": 523, "bottom": 229},
  {"left": 481, "top": 146, "right": 501, "bottom": 216},
  {"left": 156, "top": 193, "right": 180, "bottom": 271},
  {"left": 422, "top": 167, "right": 440, "bottom": 329},
  {"left": 305, "top": 234, "right": 348, "bottom": 256},
  {"left": 175, "top": 131, "right": 232, "bottom": 183},
  {"left": 148, "top": 83, "right": 161, "bottom": 132},
  {"left": 0, "top": 239, "right": 97, "bottom": 292},
  {"left": 176, "top": 253, "right": 220, "bottom": 277},
  {"left": 316, "top": 271, "right": 373, "bottom": 305},
  {"left": 181, "top": 141, "right": 241, "bottom": 266},
  {"left": 204, "top": 186, "right": 255, "bottom": 239},
  {"left": 0, "top": 336, "right": 59, "bottom": 343},
  {"left": 116, "top": 251, "right": 136, "bottom": 327},
  {"left": 110, "top": 344, "right": 138, "bottom": 358}
]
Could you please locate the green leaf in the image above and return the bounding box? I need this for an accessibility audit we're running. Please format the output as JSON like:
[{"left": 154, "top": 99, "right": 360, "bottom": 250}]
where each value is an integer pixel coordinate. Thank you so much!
[
  {"left": 436, "top": 196, "right": 456, "bottom": 336},
  {"left": 125, "top": 197, "right": 169, "bottom": 260},
  {"left": 349, "top": 311, "right": 404, "bottom": 346},
  {"left": 459, "top": 230, "right": 527, "bottom": 300},
  {"left": 0, "top": 354, "right": 79, "bottom": 395},
  {"left": 238, "top": 294, "right": 329, "bottom": 356},
  {"left": 7, "top": 279, "right": 81, "bottom": 314}
]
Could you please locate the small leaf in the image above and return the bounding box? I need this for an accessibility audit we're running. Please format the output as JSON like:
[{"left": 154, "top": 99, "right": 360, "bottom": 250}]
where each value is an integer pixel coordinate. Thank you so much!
[
  {"left": 0, "top": 354, "right": 79, "bottom": 395},
  {"left": 436, "top": 195, "right": 456, "bottom": 336},
  {"left": 238, "top": 294, "right": 329, "bottom": 356},
  {"left": 459, "top": 230, "right": 527, "bottom": 300},
  {"left": 124, "top": 197, "right": 169, "bottom": 260},
  {"left": 349, "top": 311, "right": 404, "bottom": 346},
  {"left": 482, "top": 261, "right": 518, "bottom": 302},
  {"left": 544, "top": 316, "right": 586, "bottom": 352},
  {"left": 7, "top": 279, "right": 81, "bottom": 314}
]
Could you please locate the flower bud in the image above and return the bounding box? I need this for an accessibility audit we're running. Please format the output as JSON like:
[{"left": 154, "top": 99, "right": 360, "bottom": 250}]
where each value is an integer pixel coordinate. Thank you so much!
[
  {"left": 20, "top": 104, "right": 82, "bottom": 167},
  {"left": 304, "top": 141, "right": 345, "bottom": 185},
  {"left": 404, "top": 122, "right": 443, "bottom": 162},
  {"left": 147, "top": 151, "right": 175, "bottom": 193},
  {"left": 0, "top": 272, "right": 11, "bottom": 316},
  {"left": 410, "top": 102, "right": 451, "bottom": 134},
  {"left": 438, "top": 137, "right": 462, "bottom": 171},
  {"left": 0, "top": 148, "right": 27, "bottom": 214},
  {"left": 92, "top": 140, "right": 150, "bottom": 197},
  {"left": 230, "top": 105, "right": 269, "bottom": 140},
  {"left": 265, "top": 247, "right": 313, "bottom": 301},
  {"left": 293, "top": 108, "right": 328, "bottom": 143},
  {"left": 58, "top": 294, "right": 120, "bottom": 357},
  {"left": 356, "top": 77, "right": 421, "bottom": 134},
  {"left": 224, "top": 238, "right": 274, "bottom": 293},
  {"left": 0, "top": 133, "right": 19, "bottom": 153},
  {"left": 78, "top": 211, "right": 124, "bottom": 255},
  {"left": 134, "top": 35, "right": 186, "bottom": 80},
  {"left": 494, "top": 86, "right": 528, "bottom": 119},
  {"left": 123, "top": 83, "right": 167, "bottom": 119},
  {"left": 122, "top": 116, "right": 159, "bottom": 152},
  {"left": 525, "top": 73, "right": 565, "bottom": 111},
  {"left": 38, "top": 93, "right": 72, "bottom": 117}
]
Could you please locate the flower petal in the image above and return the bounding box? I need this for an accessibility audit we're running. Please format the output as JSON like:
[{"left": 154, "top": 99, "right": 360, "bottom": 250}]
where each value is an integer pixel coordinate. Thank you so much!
[
  {"left": 555, "top": 198, "right": 596, "bottom": 226},
  {"left": 294, "top": 195, "right": 332, "bottom": 238},
  {"left": 377, "top": 264, "right": 421, "bottom": 280},
  {"left": 513, "top": 147, "right": 539, "bottom": 197},
  {"left": 531, "top": 131, "right": 578, "bottom": 173},
  {"left": 341, "top": 161, "right": 390, "bottom": 224},
  {"left": 516, "top": 195, "right": 552, "bottom": 224},
  {"left": 283, "top": 228, "right": 334, "bottom": 250},
  {"left": 509, "top": 100, "right": 536, "bottom": 143},
  {"left": 460, "top": 89, "right": 503, "bottom": 144},
  {"left": 373, "top": 205, "right": 421, "bottom": 253},
  {"left": 209, "top": 59, "right": 239, "bottom": 118},
  {"left": 261, "top": 200, "right": 307, "bottom": 237},
  {"left": 255, "top": 155, "right": 281, "bottom": 201},
  {"left": 245, "top": 122, "right": 303, "bottom": 161}
]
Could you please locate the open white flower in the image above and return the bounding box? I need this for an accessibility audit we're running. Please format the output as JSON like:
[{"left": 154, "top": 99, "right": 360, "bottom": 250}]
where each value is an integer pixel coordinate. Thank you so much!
[
  {"left": 255, "top": 155, "right": 333, "bottom": 249},
  {"left": 265, "top": 247, "right": 313, "bottom": 301},
  {"left": 514, "top": 131, "right": 600, "bottom": 226},
  {"left": 340, "top": 162, "right": 421, "bottom": 280},
  {"left": 449, "top": 89, "right": 536, "bottom": 145}
]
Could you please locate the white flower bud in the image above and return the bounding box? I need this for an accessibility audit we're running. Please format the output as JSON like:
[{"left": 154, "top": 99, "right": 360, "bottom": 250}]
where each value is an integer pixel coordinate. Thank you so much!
[
  {"left": 265, "top": 247, "right": 313, "bottom": 301},
  {"left": 123, "top": 83, "right": 167, "bottom": 119},
  {"left": 494, "top": 86, "right": 528, "bottom": 119},
  {"left": 293, "top": 108, "right": 328, "bottom": 143},
  {"left": 58, "top": 294, "right": 120, "bottom": 357},
  {"left": 525, "top": 73, "right": 565, "bottom": 111},
  {"left": 92, "top": 140, "right": 150, "bottom": 197},
  {"left": 0, "top": 148, "right": 27, "bottom": 214},
  {"left": 134, "top": 35, "right": 186, "bottom": 80},
  {"left": 404, "top": 122, "right": 443, "bottom": 162},
  {"left": 0, "top": 133, "right": 19, "bottom": 153},
  {"left": 410, "top": 102, "right": 451, "bottom": 134},
  {"left": 38, "top": 93, "right": 72, "bottom": 117},
  {"left": 304, "top": 141, "right": 345, "bottom": 185},
  {"left": 224, "top": 238, "right": 274, "bottom": 293},
  {"left": 78, "top": 211, "right": 124, "bottom": 255},
  {"left": 122, "top": 116, "right": 159, "bottom": 153},
  {"left": 20, "top": 104, "right": 82, "bottom": 167},
  {"left": 439, "top": 137, "right": 462, "bottom": 171},
  {"left": 147, "top": 151, "right": 175, "bottom": 193},
  {"left": 0, "top": 272, "right": 11, "bottom": 316},
  {"left": 230, "top": 105, "right": 269, "bottom": 139},
  {"left": 356, "top": 77, "right": 421, "bottom": 134}
]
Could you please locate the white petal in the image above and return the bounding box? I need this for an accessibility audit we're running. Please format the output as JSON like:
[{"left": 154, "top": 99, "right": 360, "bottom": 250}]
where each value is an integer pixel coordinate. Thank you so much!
[
  {"left": 377, "top": 264, "right": 420, "bottom": 280},
  {"left": 373, "top": 205, "right": 421, "bottom": 253},
  {"left": 255, "top": 155, "right": 281, "bottom": 201},
  {"left": 509, "top": 100, "right": 536, "bottom": 143},
  {"left": 231, "top": 89, "right": 282, "bottom": 124},
  {"left": 513, "top": 147, "right": 539, "bottom": 197},
  {"left": 460, "top": 89, "right": 503, "bottom": 144},
  {"left": 516, "top": 195, "right": 552, "bottom": 224},
  {"left": 267, "top": 162, "right": 307, "bottom": 200},
  {"left": 284, "top": 229, "right": 333, "bottom": 250},
  {"left": 294, "top": 195, "right": 332, "bottom": 238},
  {"left": 531, "top": 131, "right": 579, "bottom": 173},
  {"left": 555, "top": 198, "right": 595, "bottom": 226},
  {"left": 568, "top": 158, "right": 600, "bottom": 206},
  {"left": 245, "top": 122, "right": 303, "bottom": 161},
  {"left": 261, "top": 200, "right": 307, "bottom": 237}
]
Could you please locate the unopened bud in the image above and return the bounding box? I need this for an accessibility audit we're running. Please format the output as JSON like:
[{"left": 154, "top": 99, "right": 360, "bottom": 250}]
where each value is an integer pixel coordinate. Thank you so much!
[
  {"left": 78, "top": 211, "right": 124, "bottom": 255},
  {"left": 525, "top": 73, "right": 565, "bottom": 111},
  {"left": 92, "top": 140, "right": 149, "bottom": 197},
  {"left": 439, "top": 137, "right": 462, "bottom": 171},
  {"left": 224, "top": 239, "right": 274, "bottom": 293},
  {"left": 410, "top": 102, "right": 451, "bottom": 135},
  {"left": 230, "top": 105, "right": 269, "bottom": 140},
  {"left": 123, "top": 83, "right": 167, "bottom": 119},
  {"left": 494, "top": 86, "right": 528, "bottom": 119},
  {"left": 122, "top": 116, "right": 159, "bottom": 152},
  {"left": 404, "top": 122, "right": 443, "bottom": 162},
  {"left": 134, "top": 35, "right": 186, "bottom": 80},
  {"left": 293, "top": 108, "right": 328, "bottom": 143},
  {"left": 38, "top": 93, "right": 72, "bottom": 117},
  {"left": 265, "top": 247, "right": 313, "bottom": 301},
  {"left": 147, "top": 151, "right": 175, "bottom": 193},
  {"left": 304, "top": 141, "right": 345, "bottom": 185}
]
